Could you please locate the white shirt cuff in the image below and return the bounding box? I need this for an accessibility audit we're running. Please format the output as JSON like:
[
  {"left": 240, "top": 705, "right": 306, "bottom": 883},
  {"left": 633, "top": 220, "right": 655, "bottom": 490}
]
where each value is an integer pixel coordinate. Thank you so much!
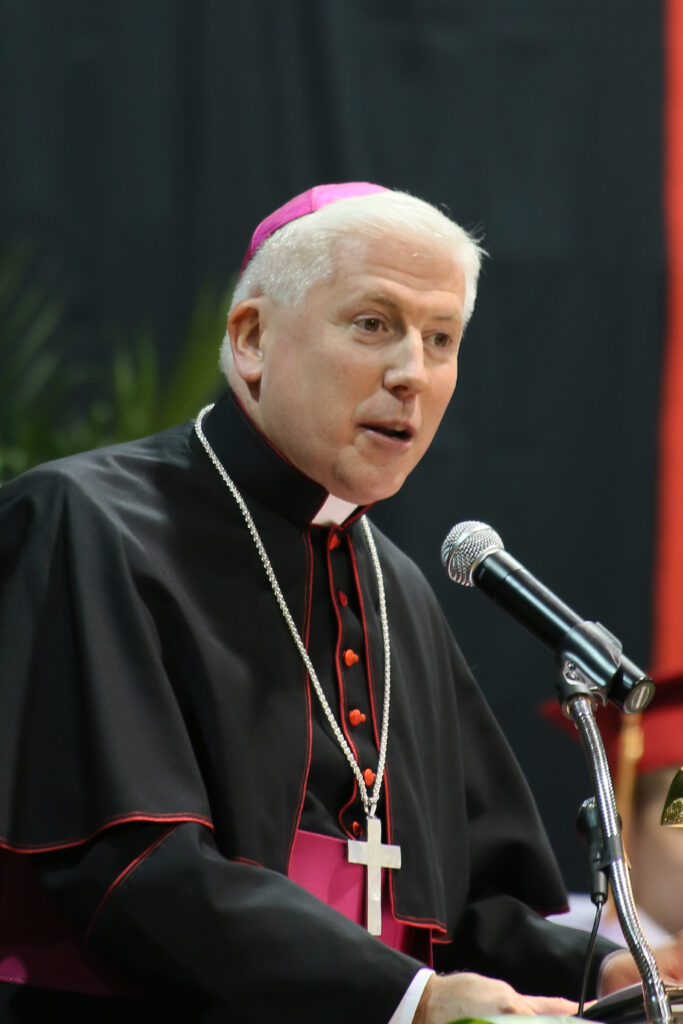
[{"left": 388, "top": 968, "right": 435, "bottom": 1024}]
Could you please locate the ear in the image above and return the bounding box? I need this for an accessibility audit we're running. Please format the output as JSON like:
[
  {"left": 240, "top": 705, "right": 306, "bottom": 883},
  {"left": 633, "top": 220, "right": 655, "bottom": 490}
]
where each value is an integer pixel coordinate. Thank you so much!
[{"left": 227, "top": 298, "right": 266, "bottom": 384}]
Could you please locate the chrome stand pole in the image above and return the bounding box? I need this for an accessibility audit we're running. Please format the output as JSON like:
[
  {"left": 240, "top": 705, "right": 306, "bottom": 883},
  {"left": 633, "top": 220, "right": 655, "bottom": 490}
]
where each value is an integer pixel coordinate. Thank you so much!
[{"left": 567, "top": 689, "right": 671, "bottom": 1024}]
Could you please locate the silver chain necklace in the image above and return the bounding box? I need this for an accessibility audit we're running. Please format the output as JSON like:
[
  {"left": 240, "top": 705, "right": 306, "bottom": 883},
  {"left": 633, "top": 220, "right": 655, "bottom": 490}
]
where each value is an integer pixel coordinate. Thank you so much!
[
  {"left": 194, "top": 403, "right": 401, "bottom": 935},
  {"left": 194, "top": 403, "right": 391, "bottom": 818}
]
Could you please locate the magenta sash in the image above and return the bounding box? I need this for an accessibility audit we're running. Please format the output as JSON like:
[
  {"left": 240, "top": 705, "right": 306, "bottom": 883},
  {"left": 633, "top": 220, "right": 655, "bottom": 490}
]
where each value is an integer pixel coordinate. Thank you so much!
[{"left": 289, "top": 829, "right": 433, "bottom": 964}]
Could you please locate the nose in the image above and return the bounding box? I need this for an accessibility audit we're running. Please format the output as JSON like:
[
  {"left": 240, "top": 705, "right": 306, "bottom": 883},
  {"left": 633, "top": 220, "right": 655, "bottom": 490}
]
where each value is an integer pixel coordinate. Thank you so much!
[{"left": 383, "top": 331, "right": 428, "bottom": 397}]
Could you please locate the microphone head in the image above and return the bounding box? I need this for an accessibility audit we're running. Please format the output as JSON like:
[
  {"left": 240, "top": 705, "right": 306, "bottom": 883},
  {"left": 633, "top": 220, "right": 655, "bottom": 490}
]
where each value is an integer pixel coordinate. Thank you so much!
[{"left": 441, "top": 520, "right": 504, "bottom": 586}]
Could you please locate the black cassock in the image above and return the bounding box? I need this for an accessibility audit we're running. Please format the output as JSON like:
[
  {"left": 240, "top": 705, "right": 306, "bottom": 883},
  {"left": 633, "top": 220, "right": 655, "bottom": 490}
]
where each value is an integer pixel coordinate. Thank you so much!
[{"left": 0, "top": 391, "right": 615, "bottom": 1022}]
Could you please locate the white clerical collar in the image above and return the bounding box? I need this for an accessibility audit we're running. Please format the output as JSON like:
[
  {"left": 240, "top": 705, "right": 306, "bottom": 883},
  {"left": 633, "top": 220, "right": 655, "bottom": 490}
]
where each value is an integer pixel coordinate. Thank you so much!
[{"left": 310, "top": 493, "right": 359, "bottom": 527}]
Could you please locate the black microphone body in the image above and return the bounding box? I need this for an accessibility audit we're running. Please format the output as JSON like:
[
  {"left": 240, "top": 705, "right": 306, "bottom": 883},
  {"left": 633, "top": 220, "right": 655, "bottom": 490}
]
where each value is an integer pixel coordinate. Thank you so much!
[
  {"left": 474, "top": 548, "right": 581, "bottom": 648},
  {"left": 441, "top": 521, "right": 654, "bottom": 714}
]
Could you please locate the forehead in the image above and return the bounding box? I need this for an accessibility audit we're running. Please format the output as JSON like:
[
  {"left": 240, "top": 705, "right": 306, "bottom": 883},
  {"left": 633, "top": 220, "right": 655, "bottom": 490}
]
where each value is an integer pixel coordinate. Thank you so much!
[{"left": 325, "top": 232, "right": 466, "bottom": 314}]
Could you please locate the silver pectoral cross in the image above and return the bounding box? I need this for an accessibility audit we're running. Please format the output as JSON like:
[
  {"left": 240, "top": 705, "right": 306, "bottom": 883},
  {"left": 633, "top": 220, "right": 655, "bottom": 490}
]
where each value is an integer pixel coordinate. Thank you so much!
[{"left": 347, "top": 815, "right": 401, "bottom": 935}]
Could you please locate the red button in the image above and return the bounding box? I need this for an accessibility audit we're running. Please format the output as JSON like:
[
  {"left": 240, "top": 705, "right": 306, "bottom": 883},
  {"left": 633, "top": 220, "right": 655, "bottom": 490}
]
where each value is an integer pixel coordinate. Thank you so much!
[
  {"left": 351, "top": 820, "right": 364, "bottom": 837},
  {"left": 343, "top": 649, "right": 360, "bottom": 667},
  {"left": 349, "top": 708, "right": 366, "bottom": 726},
  {"left": 363, "top": 768, "right": 376, "bottom": 787},
  {"left": 338, "top": 590, "right": 348, "bottom": 607},
  {"left": 329, "top": 533, "right": 341, "bottom": 550}
]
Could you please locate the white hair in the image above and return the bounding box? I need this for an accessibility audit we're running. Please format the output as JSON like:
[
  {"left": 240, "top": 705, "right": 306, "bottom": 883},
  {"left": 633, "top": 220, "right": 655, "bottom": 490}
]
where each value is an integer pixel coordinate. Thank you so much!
[{"left": 219, "top": 189, "right": 484, "bottom": 379}]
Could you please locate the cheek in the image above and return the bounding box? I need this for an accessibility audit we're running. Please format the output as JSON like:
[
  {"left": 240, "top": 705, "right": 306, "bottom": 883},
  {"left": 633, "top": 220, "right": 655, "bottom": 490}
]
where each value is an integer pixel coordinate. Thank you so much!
[
  {"left": 263, "top": 350, "right": 321, "bottom": 415},
  {"left": 426, "top": 375, "right": 458, "bottom": 428},
  {"left": 636, "top": 809, "right": 683, "bottom": 878},
  {"left": 658, "top": 831, "right": 683, "bottom": 874}
]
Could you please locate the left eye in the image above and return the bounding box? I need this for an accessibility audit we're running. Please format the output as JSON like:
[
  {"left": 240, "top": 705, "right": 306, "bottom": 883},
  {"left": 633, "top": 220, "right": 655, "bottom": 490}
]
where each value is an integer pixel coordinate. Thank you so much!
[
  {"left": 357, "top": 317, "right": 384, "bottom": 333},
  {"left": 429, "top": 332, "right": 452, "bottom": 348}
]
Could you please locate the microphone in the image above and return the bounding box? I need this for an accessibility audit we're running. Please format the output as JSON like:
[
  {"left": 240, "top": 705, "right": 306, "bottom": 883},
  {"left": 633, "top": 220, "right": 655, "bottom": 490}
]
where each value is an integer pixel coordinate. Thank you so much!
[{"left": 440, "top": 520, "right": 654, "bottom": 713}]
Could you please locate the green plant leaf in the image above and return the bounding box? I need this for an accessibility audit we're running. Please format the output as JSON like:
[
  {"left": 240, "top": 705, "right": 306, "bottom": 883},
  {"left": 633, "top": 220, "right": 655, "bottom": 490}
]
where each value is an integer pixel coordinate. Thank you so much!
[{"left": 0, "top": 243, "right": 232, "bottom": 484}]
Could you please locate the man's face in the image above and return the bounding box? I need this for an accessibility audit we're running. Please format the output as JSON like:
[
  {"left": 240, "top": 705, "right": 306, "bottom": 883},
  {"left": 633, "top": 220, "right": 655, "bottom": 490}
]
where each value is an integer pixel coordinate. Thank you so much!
[{"left": 230, "top": 231, "right": 467, "bottom": 505}]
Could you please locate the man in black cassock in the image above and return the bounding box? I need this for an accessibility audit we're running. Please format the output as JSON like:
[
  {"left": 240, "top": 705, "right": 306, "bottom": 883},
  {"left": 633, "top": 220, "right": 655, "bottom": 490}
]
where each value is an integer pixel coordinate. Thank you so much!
[{"left": 0, "top": 183, "right": 678, "bottom": 1023}]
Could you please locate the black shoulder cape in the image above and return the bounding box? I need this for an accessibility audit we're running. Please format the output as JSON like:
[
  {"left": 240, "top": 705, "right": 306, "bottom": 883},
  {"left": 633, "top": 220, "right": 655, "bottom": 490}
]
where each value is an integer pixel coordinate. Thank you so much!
[{"left": 0, "top": 391, "right": 569, "bottom": 941}]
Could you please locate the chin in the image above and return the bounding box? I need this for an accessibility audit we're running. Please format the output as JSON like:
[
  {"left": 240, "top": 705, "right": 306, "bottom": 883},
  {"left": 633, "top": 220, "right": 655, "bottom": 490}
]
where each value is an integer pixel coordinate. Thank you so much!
[
  {"left": 327, "top": 455, "right": 416, "bottom": 506},
  {"left": 340, "top": 477, "right": 405, "bottom": 506}
]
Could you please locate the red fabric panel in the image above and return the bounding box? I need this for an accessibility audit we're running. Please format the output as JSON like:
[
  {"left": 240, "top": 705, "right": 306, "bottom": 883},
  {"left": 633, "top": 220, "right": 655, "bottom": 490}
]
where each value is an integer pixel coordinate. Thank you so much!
[{"left": 653, "top": 0, "right": 683, "bottom": 672}]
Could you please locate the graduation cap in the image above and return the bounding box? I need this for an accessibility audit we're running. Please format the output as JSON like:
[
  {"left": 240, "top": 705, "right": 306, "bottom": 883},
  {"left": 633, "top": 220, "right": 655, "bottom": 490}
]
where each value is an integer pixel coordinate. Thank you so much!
[{"left": 541, "top": 668, "right": 683, "bottom": 846}]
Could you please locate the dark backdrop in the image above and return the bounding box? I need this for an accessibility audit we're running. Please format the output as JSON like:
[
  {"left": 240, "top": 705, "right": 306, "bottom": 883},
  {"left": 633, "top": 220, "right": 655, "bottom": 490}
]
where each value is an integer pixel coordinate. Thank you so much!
[{"left": 0, "top": 0, "right": 665, "bottom": 889}]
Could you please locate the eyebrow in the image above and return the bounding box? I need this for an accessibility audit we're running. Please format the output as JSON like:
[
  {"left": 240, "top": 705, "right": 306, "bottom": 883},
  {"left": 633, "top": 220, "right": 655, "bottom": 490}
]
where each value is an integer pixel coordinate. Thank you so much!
[{"left": 361, "top": 292, "right": 462, "bottom": 323}]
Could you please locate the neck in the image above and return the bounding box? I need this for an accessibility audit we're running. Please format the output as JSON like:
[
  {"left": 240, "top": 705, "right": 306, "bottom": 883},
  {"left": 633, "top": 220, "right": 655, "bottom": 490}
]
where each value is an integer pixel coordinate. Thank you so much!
[{"left": 198, "top": 392, "right": 364, "bottom": 528}]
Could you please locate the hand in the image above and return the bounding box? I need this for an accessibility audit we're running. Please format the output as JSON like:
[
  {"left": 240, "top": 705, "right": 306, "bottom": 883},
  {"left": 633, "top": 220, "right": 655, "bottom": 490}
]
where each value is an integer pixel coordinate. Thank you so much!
[
  {"left": 598, "top": 932, "right": 683, "bottom": 996},
  {"left": 413, "top": 972, "right": 578, "bottom": 1024}
]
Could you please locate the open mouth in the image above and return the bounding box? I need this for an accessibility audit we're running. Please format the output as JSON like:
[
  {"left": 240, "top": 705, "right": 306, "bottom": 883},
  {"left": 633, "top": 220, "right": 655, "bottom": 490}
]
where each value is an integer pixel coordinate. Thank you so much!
[{"left": 363, "top": 424, "right": 413, "bottom": 441}]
